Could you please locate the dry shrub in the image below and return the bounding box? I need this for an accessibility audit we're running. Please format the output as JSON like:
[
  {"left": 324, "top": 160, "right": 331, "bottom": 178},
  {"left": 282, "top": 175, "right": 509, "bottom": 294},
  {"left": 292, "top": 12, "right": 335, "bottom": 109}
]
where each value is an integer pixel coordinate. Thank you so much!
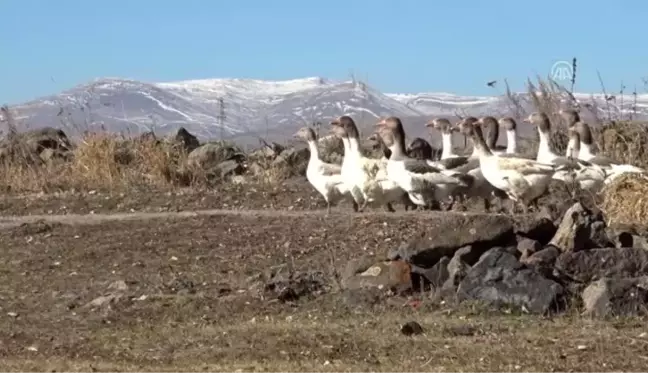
[
  {"left": 601, "top": 173, "right": 648, "bottom": 228},
  {"left": 597, "top": 121, "right": 648, "bottom": 168},
  {"left": 0, "top": 132, "right": 196, "bottom": 193}
]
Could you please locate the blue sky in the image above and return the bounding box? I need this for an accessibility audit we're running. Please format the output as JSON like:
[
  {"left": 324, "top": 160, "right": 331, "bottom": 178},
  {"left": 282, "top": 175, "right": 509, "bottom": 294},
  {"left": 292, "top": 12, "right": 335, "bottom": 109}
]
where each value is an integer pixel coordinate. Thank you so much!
[{"left": 1, "top": 0, "right": 646, "bottom": 104}]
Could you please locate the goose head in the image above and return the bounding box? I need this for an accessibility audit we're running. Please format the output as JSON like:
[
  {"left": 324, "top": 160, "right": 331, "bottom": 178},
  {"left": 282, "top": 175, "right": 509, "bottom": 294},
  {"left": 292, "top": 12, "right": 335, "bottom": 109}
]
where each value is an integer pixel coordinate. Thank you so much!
[
  {"left": 426, "top": 118, "right": 455, "bottom": 134},
  {"left": 498, "top": 117, "right": 517, "bottom": 132},
  {"left": 559, "top": 109, "right": 581, "bottom": 129},
  {"left": 375, "top": 116, "right": 407, "bottom": 154},
  {"left": 458, "top": 117, "right": 491, "bottom": 155},
  {"left": 293, "top": 127, "right": 317, "bottom": 142},
  {"left": 574, "top": 121, "right": 594, "bottom": 147},
  {"left": 524, "top": 112, "right": 551, "bottom": 135},
  {"left": 455, "top": 116, "right": 479, "bottom": 137},
  {"left": 477, "top": 116, "right": 500, "bottom": 148},
  {"left": 407, "top": 137, "right": 434, "bottom": 160},
  {"left": 330, "top": 115, "right": 359, "bottom": 139}
]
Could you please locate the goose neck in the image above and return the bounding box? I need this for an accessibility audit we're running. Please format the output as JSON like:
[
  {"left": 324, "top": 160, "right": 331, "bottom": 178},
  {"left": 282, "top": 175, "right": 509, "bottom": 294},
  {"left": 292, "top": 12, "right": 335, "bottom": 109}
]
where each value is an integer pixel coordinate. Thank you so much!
[
  {"left": 505, "top": 129, "right": 517, "bottom": 153},
  {"left": 579, "top": 143, "right": 594, "bottom": 159},
  {"left": 307, "top": 140, "right": 320, "bottom": 160},
  {"left": 347, "top": 137, "right": 361, "bottom": 155},
  {"left": 537, "top": 129, "right": 554, "bottom": 158},
  {"left": 441, "top": 133, "right": 454, "bottom": 159}
]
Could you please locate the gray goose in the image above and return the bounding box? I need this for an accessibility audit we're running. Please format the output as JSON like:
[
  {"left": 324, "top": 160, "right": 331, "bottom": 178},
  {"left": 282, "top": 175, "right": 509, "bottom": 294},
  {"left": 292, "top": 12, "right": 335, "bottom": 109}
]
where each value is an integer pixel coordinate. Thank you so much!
[{"left": 375, "top": 116, "right": 469, "bottom": 210}]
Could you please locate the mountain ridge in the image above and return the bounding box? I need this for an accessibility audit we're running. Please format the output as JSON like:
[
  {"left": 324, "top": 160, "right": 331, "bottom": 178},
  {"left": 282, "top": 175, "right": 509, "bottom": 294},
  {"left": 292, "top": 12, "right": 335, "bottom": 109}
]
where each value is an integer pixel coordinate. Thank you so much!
[{"left": 7, "top": 76, "right": 648, "bottom": 145}]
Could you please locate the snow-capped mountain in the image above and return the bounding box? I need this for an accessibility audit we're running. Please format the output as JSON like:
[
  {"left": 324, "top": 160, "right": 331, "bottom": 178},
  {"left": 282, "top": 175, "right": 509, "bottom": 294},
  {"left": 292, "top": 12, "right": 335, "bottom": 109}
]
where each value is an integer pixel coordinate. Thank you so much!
[{"left": 8, "top": 76, "right": 648, "bottom": 144}]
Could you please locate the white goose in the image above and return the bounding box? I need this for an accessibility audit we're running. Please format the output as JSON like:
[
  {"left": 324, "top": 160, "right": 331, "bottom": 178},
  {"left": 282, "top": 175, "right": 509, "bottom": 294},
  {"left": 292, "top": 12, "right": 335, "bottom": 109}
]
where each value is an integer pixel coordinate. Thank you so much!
[
  {"left": 559, "top": 109, "right": 581, "bottom": 158},
  {"left": 331, "top": 116, "right": 410, "bottom": 212},
  {"left": 523, "top": 112, "right": 601, "bottom": 185},
  {"left": 293, "top": 127, "right": 355, "bottom": 214},
  {"left": 455, "top": 117, "right": 510, "bottom": 211},
  {"left": 424, "top": 118, "right": 472, "bottom": 170},
  {"left": 375, "top": 116, "right": 469, "bottom": 209},
  {"left": 573, "top": 121, "right": 646, "bottom": 183},
  {"left": 461, "top": 117, "right": 567, "bottom": 214},
  {"left": 480, "top": 116, "right": 521, "bottom": 155}
]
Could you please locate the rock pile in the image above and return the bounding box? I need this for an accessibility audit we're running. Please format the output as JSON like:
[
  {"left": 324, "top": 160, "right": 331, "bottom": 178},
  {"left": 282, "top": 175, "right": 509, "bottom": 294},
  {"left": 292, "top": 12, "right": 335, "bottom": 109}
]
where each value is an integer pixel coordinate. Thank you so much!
[{"left": 340, "top": 202, "right": 648, "bottom": 317}]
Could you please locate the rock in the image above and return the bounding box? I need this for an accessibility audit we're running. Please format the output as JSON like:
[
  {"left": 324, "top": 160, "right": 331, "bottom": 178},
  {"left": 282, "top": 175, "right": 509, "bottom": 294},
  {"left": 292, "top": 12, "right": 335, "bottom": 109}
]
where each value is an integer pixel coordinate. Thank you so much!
[
  {"left": 84, "top": 293, "right": 123, "bottom": 309},
  {"left": 401, "top": 321, "right": 424, "bottom": 336},
  {"left": 341, "top": 288, "right": 385, "bottom": 308},
  {"left": 457, "top": 248, "right": 563, "bottom": 314},
  {"left": 582, "top": 277, "right": 648, "bottom": 317},
  {"left": 411, "top": 257, "right": 450, "bottom": 289},
  {"left": 514, "top": 213, "right": 557, "bottom": 245},
  {"left": 589, "top": 221, "right": 614, "bottom": 249},
  {"left": 265, "top": 270, "right": 327, "bottom": 302},
  {"left": 517, "top": 238, "right": 542, "bottom": 261},
  {"left": 175, "top": 127, "right": 200, "bottom": 153},
  {"left": 342, "top": 260, "right": 412, "bottom": 292},
  {"left": 555, "top": 248, "right": 648, "bottom": 283},
  {"left": 446, "top": 250, "right": 470, "bottom": 284},
  {"left": 548, "top": 202, "right": 597, "bottom": 252},
  {"left": 0, "top": 127, "right": 72, "bottom": 164},
  {"left": 107, "top": 280, "right": 129, "bottom": 292},
  {"left": 609, "top": 230, "right": 648, "bottom": 250},
  {"left": 394, "top": 213, "right": 515, "bottom": 268},
  {"left": 214, "top": 160, "right": 244, "bottom": 178},
  {"left": 187, "top": 143, "right": 245, "bottom": 171},
  {"left": 521, "top": 246, "right": 560, "bottom": 267},
  {"left": 341, "top": 256, "right": 378, "bottom": 281}
]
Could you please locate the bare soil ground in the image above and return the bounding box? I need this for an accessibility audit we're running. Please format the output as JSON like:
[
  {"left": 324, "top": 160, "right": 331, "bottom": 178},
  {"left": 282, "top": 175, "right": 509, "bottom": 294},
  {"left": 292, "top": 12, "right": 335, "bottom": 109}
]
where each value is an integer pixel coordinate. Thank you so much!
[{"left": 2, "top": 203, "right": 648, "bottom": 371}]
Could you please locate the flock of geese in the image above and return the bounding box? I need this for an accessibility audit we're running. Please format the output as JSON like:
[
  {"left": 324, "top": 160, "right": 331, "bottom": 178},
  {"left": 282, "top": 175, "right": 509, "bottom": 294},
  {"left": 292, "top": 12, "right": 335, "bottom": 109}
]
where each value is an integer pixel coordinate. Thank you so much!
[{"left": 293, "top": 110, "right": 646, "bottom": 215}]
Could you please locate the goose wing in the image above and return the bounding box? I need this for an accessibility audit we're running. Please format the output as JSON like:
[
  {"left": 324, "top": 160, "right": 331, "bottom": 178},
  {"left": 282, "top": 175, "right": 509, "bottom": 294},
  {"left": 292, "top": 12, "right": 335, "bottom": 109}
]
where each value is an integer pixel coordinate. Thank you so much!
[
  {"left": 433, "top": 156, "right": 470, "bottom": 170},
  {"left": 403, "top": 158, "right": 443, "bottom": 174},
  {"left": 497, "top": 157, "right": 557, "bottom": 176},
  {"left": 587, "top": 154, "right": 618, "bottom": 168},
  {"left": 319, "top": 162, "right": 342, "bottom": 176}
]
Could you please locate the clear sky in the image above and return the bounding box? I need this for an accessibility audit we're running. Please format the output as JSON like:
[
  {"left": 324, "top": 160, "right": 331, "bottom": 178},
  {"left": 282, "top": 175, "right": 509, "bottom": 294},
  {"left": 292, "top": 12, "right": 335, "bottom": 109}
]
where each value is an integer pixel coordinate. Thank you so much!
[{"left": 1, "top": 0, "right": 646, "bottom": 104}]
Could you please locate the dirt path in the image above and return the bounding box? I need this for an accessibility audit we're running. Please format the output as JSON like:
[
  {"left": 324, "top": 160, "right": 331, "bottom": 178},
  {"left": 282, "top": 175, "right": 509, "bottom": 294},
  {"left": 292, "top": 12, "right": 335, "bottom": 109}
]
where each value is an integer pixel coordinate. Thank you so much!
[{"left": 0, "top": 207, "right": 515, "bottom": 230}]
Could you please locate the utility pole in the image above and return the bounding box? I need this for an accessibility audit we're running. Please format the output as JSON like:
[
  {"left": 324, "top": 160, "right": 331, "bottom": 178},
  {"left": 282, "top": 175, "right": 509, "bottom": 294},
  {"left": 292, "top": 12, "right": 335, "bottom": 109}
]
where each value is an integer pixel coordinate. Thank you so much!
[{"left": 217, "top": 97, "right": 226, "bottom": 141}]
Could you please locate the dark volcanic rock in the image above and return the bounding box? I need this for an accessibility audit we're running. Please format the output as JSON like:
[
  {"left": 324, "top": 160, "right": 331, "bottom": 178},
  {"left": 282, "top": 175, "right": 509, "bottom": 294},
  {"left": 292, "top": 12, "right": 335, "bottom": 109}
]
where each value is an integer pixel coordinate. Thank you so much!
[
  {"left": 457, "top": 248, "right": 563, "bottom": 314},
  {"left": 514, "top": 213, "right": 557, "bottom": 245},
  {"left": 555, "top": 248, "right": 648, "bottom": 283},
  {"left": 411, "top": 256, "right": 450, "bottom": 289},
  {"left": 517, "top": 238, "right": 542, "bottom": 261},
  {"left": 394, "top": 213, "right": 515, "bottom": 268},
  {"left": 582, "top": 276, "right": 648, "bottom": 317},
  {"left": 549, "top": 202, "right": 602, "bottom": 252}
]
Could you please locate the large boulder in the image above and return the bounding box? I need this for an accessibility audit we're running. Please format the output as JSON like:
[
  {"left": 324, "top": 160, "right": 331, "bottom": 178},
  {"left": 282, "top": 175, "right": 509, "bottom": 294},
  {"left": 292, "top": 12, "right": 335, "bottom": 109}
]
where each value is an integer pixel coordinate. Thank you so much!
[
  {"left": 582, "top": 276, "right": 648, "bottom": 317},
  {"left": 555, "top": 248, "right": 648, "bottom": 283},
  {"left": 457, "top": 248, "right": 564, "bottom": 314},
  {"left": 390, "top": 213, "right": 516, "bottom": 268},
  {"left": 549, "top": 202, "right": 608, "bottom": 252}
]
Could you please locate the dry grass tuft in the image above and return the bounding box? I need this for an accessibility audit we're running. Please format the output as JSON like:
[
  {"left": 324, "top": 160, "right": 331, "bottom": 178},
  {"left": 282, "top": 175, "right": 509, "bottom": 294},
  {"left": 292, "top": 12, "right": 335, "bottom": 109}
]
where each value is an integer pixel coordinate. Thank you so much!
[
  {"left": 0, "top": 132, "right": 194, "bottom": 193},
  {"left": 598, "top": 121, "right": 648, "bottom": 168},
  {"left": 601, "top": 172, "right": 648, "bottom": 227}
]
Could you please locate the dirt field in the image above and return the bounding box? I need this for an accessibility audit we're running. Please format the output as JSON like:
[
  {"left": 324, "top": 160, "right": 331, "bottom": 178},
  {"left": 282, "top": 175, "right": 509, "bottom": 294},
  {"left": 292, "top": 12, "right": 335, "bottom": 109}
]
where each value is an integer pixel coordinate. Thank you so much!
[{"left": 1, "top": 182, "right": 647, "bottom": 371}]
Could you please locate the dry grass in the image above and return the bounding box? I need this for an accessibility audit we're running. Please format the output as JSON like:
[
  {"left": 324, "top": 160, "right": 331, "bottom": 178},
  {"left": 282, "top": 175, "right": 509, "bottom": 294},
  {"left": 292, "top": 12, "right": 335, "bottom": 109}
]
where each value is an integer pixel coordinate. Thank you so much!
[
  {"left": 4, "top": 311, "right": 646, "bottom": 372},
  {"left": 601, "top": 173, "right": 648, "bottom": 228},
  {"left": 0, "top": 133, "right": 195, "bottom": 193}
]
